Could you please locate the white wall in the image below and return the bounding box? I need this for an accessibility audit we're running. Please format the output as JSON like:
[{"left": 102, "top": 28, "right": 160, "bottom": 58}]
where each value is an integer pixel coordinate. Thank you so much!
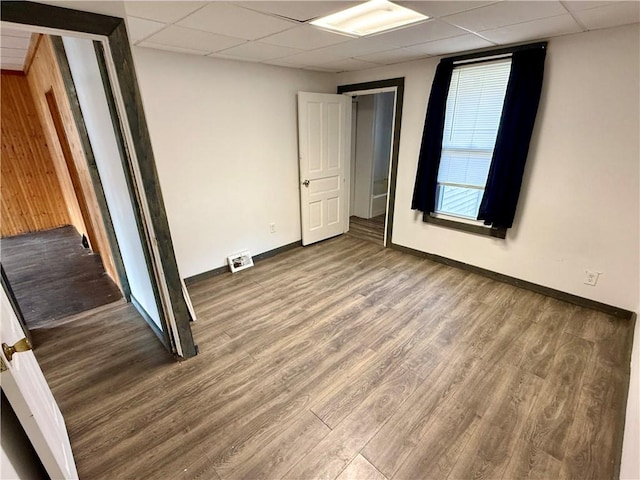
[
  {"left": 62, "top": 36, "right": 161, "bottom": 328},
  {"left": 354, "top": 95, "right": 375, "bottom": 219},
  {"left": 132, "top": 48, "right": 336, "bottom": 278},
  {"left": 372, "top": 91, "right": 394, "bottom": 189},
  {"left": 337, "top": 24, "right": 640, "bottom": 312}
]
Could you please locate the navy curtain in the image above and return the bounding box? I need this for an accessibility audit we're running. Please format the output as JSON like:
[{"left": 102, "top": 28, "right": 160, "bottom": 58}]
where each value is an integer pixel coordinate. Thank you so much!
[
  {"left": 478, "top": 47, "right": 547, "bottom": 228},
  {"left": 411, "top": 59, "right": 454, "bottom": 212}
]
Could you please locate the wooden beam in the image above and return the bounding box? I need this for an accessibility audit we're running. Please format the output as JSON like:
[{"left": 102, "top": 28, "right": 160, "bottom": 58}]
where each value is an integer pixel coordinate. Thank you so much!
[{"left": 1, "top": 1, "right": 120, "bottom": 37}]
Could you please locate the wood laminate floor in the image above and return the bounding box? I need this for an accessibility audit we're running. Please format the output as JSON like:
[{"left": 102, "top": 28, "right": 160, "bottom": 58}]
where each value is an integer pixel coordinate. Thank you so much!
[
  {"left": 32, "top": 235, "right": 632, "bottom": 479},
  {"left": 1, "top": 226, "right": 122, "bottom": 329},
  {"left": 348, "top": 215, "right": 385, "bottom": 245}
]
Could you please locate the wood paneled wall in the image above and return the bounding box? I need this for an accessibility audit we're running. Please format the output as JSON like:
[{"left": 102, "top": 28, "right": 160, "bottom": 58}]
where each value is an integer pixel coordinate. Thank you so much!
[
  {"left": 25, "top": 35, "right": 120, "bottom": 289},
  {"left": 1, "top": 71, "right": 71, "bottom": 237}
]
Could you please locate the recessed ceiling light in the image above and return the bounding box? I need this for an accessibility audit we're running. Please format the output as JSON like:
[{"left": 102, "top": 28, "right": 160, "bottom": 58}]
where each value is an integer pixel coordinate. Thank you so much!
[{"left": 310, "top": 0, "right": 429, "bottom": 37}]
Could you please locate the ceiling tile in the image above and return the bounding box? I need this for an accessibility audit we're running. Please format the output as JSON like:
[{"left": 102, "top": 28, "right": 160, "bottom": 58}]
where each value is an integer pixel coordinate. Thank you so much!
[
  {"left": 444, "top": 1, "right": 567, "bottom": 32},
  {"left": 127, "top": 17, "right": 166, "bottom": 43},
  {"left": 299, "top": 64, "right": 342, "bottom": 72},
  {"left": 398, "top": 1, "right": 501, "bottom": 18},
  {"left": 0, "top": 35, "right": 31, "bottom": 49},
  {"left": 572, "top": 1, "right": 640, "bottom": 29},
  {"left": 562, "top": 1, "right": 620, "bottom": 13},
  {"left": 404, "top": 33, "right": 494, "bottom": 55},
  {"left": 267, "top": 59, "right": 337, "bottom": 72},
  {"left": 260, "top": 24, "right": 352, "bottom": 49},
  {"left": 236, "top": 2, "right": 359, "bottom": 22},
  {"left": 145, "top": 25, "right": 246, "bottom": 53},
  {"left": 137, "top": 41, "right": 210, "bottom": 55},
  {"left": 1, "top": 28, "right": 31, "bottom": 38},
  {"left": 214, "top": 41, "right": 303, "bottom": 60},
  {"left": 366, "top": 19, "right": 469, "bottom": 47},
  {"left": 480, "top": 13, "right": 582, "bottom": 43},
  {"left": 1, "top": 54, "right": 25, "bottom": 62},
  {"left": 208, "top": 53, "right": 262, "bottom": 63},
  {"left": 355, "top": 47, "right": 431, "bottom": 64},
  {"left": 1, "top": 47, "right": 27, "bottom": 57},
  {"left": 265, "top": 59, "right": 303, "bottom": 68},
  {"left": 276, "top": 49, "right": 344, "bottom": 66},
  {"left": 177, "top": 3, "right": 296, "bottom": 40},
  {"left": 264, "top": 59, "right": 302, "bottom": 69},
  {"left": 307, "top": 26, "right": 454, "bottom": 59},
  {"left": 310, "top": 37, "right": 401, "bottom": 58},
  {"left": 2, "top": 64, "right": 24, "bottom": 71},
  {"left": 126, "top": 0, "right": 639, "bottom": 73},
  {"left": 124, "top": 2, "right": 205, "bottom": 24},
  {"left": 320, "top": 58, "right": 382, "bottom": 72}
]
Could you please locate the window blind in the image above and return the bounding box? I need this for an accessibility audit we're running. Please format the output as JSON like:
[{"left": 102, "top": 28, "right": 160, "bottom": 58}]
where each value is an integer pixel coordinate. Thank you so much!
[{"left": 436, "top": 59, "right": 511, "bottom": 218}]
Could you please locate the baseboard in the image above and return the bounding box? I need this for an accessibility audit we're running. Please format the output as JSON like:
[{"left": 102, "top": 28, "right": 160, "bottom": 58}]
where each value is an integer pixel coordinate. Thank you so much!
[
  {"left": 184, "top": 241, "right": 302, "bottom": 286},
  {"left": 131, "top": 294, "right": 168, "bottom": 347},
  {"left": 390, "top": 242, "right": 634, "bottom": 320}
]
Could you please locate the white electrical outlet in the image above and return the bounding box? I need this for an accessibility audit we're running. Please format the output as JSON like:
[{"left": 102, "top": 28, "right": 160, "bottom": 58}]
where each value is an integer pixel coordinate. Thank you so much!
[
  {"left": 584, "top": 270, "right": 600, "bottom": 286},
  {"left": 269, "top": 223, "right": 276, "bottom": 233}
]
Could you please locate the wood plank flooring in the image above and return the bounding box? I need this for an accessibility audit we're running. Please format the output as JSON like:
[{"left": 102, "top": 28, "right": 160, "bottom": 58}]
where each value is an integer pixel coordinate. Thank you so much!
[
  {"left": 31, "top": 235, "right": 632, "bottom": 479},
  {"left": 1, "top": 225, "right": 122, "bottom": 329},
  {"left": 348, "top": 215, "right": 385, "bottom": 245}
]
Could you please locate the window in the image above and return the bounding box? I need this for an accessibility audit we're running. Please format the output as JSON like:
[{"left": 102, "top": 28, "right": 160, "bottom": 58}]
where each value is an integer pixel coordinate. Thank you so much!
[
  {"left": 435, "top": 60, "right": 511, "bottom": 219},
  {"left": 412, "top": 43, "right": 546, "bottom": 236}
]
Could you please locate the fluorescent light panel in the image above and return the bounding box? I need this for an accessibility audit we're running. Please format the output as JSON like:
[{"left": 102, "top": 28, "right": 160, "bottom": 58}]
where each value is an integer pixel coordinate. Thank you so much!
[{"left": 310, "top": 0, "right": 428, "bottom": 37}]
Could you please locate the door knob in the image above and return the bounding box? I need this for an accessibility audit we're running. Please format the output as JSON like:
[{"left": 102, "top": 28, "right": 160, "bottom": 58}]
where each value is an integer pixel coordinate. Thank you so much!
[
  {"left": 302, "top": 180, "right": 310, "bottom": 187},
  {"left": 3, "top": 337, "right": 32, "bottom": 362}
]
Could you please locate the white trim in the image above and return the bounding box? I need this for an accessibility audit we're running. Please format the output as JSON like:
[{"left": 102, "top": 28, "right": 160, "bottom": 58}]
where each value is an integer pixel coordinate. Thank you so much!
[
  {"left": 0, "top": 20, "right": 105, "bottom": 41},
  {"left": 431, "top": 212, "right": 486, "bottom": 226},
  {"left": 102, "top": 40, "right": 184, "bottom": 357},
  {"left": 343, "top": 86, "right": 398, "bottom": 247},
  {"left": 453, "top": 53, "right": 512, "bottom": 65},
  {"left": 342, "top": 86, "right": 397, "bottom": 97}
]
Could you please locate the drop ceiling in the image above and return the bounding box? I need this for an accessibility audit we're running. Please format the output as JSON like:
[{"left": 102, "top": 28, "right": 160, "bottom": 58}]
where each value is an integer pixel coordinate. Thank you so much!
[
  {"left": 1, "top": 28, "right": 32, "bottom": 71},
  {"left": 124, "top": 1, "right": 637, "bottom": 72}
]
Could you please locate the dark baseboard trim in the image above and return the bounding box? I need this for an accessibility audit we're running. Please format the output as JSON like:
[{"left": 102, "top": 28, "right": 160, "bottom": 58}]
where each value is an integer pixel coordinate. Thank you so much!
[
  {"left": 613, "top": 312, "right": 635, "bottom": 480},
  {"left": 253, "top": 241, "right": 303, "bottom": 262},
  {"left": 390, "top": 242, "right": 634, "bottom": 319},
  {"left": 131, "top": 294, "right": 168, "bottom": 348},
  {"left": 184, "top": 241, "right": 303, "bottom": 286},
  {"left": 185, "top": 265, "right": 229, "bottom": 285}
]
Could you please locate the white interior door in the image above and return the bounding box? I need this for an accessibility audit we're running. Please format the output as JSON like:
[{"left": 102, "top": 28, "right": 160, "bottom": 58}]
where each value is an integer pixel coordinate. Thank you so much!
[
  {"left": 298, "top": 92, "right": 350, "bottom": 246},
  {"left": 0, "top": 287, "right": 78, "bottom": 480}
]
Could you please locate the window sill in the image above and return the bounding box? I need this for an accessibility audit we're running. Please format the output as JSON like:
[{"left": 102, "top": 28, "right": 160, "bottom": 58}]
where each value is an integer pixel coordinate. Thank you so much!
[{"left": 423, "top": 213, "right": 506, "bottom": 239}]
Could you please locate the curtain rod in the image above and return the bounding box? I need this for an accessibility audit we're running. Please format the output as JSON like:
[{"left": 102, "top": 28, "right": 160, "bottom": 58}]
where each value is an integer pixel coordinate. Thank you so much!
[
  {"left": 454, "top": 53, "right": 512, "bottom": 65},
  {"left": 447, "top": 41, "right": 547, "bottom": 64}
]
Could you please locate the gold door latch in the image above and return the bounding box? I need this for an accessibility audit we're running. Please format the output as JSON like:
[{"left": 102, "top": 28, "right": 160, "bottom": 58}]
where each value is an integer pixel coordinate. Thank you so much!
[{"left": 3, "top": 338, "right": 32, "bottom": 362}]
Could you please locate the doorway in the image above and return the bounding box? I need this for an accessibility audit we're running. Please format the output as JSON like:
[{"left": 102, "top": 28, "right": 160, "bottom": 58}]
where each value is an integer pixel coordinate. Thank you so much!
[
  {"left": 349, "top": 91, "right": 395, "bottom": 245},
  {"left": 338, "top": 78, "right": 405, "bottom": 248},
  {"left": 0, "top": 35, "right": 125, "bottom": 330},
  {"left": 1, "top": 1, "right": 197, "bottom": 359}
]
